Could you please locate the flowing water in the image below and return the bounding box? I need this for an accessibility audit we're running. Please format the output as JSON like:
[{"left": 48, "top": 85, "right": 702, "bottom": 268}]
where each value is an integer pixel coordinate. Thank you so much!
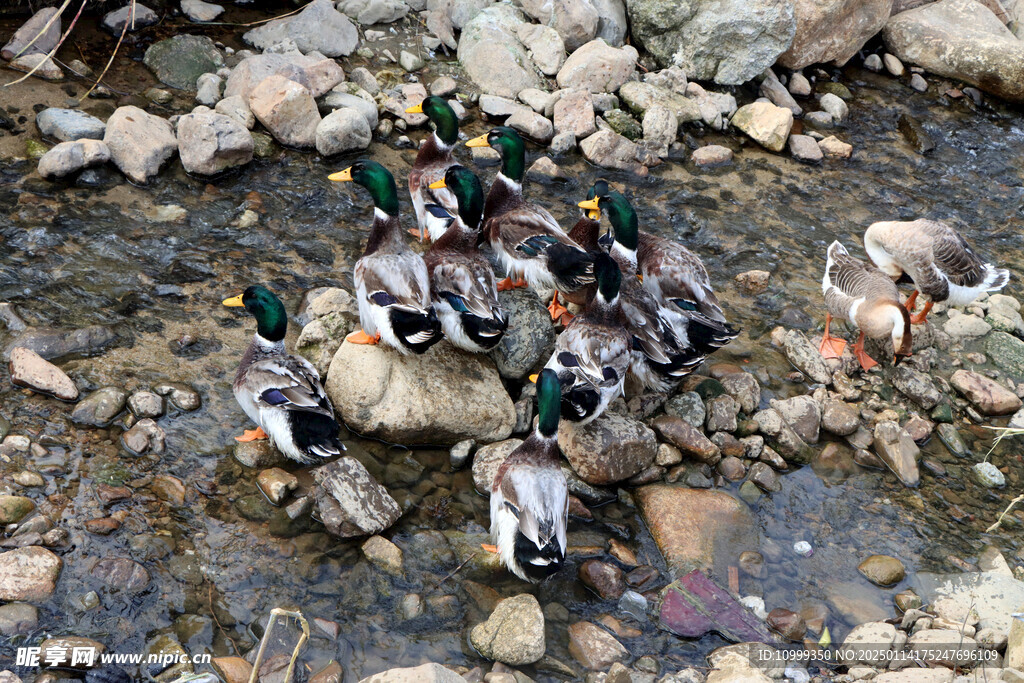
[{"left": 1, "top": 14, "right": 1024, "bottom": 682}]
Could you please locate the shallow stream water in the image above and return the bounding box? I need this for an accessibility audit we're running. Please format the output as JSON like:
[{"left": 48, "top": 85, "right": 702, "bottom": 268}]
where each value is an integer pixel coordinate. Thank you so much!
[{"left": 2, "top": 13, "right": 1024, "bottom": 682}]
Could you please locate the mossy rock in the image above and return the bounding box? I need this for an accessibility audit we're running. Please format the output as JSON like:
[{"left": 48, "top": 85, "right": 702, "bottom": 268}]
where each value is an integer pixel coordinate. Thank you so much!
[
  {"left": 818, "top": 82, "right": 853, "bottom": 100},
  {"left": 603, "top": 109, "right": 642, "bottom": 140}
]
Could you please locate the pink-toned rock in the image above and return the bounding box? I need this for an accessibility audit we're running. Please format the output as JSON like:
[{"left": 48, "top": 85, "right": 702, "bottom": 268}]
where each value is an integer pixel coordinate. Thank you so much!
[
  {"left": 567, "top": 621, "right": 627, "bottom": 670},
  {"left": 818, "top": 135, "right": 853, "bottom": 158},
  {"left": 553, "top": 88, "right": 597, "bottom": 139},
  {"left": 779, "top": 0, "right": 894, "bottom": 69},
  {"left": 248, "top": 75, "right": 321, "bottom": 148},
  {"left": 9, "top": 347, "right": 78, "bottom": 400},
  {"left": 692, "top": 144, "right": 734, "bottom": 168},
  {"left": 951, "top": 369, "right": 1022, "bottom": 415},
  {"left": 0, "top": 547, "right": 63, "bottom": 602}
]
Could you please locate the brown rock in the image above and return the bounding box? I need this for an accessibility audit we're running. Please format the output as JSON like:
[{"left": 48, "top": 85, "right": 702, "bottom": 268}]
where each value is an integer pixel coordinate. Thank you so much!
[
  {"left": 9, "top": 347, "right": 78, "bottom": 400},
  {"left": 903, "top": 415, "right": 934, "bottom": 443},
  {"left": 151, "top": 474, "right": 186, "bottom": 505},
  {"left": 214, "top": 656, "right": 252, "bottom": 683},
  {"left": 91, "top": 557, "right": 150, "bottom": 592},
  {"left": 84, "top": 517, "right": 121, "bottom": 535},
  {"left": 608, "top": 539, "right": 637, "bottom": 567},
  {"left": 635, "top": 485, "right": 757, "bottom": 580},
  {"left": 309, "top": 660, "right": 343, "bottom": 683},
  {"left": 650, "top": 415, "right": 721, "bottom": 464},
  {"left": 779, "top": 0, "right": 893, "bottom": 69},
  {"left": 567, "top": 620, "right": 628, "bottom": 670},
  {"left": 691, "top": 144, "right": 733, "bottom": 168},
  {"left": 821, "top": 398, "right": 860, "bottom": 436},
  {"left": 558, "top": 412, "right": 657, "bottom": 485},
  {"left": 625, "top": 565, "right": 659, "bottom": 590},
  {"left": 717, "top": 456, "right": 746, "bottom": 481},
  {"left": 0, "top": 547, "right": 62, "bottom": 602},
  {"left": 39, "top": 637, "right": 106, "bottom": 667},
  {"left": 873, "top": 420, "right": 920, "bottom": 487},
  {"left": 857, "top": 554, "right": 906, "bottom": 586},
  {"left": 950, "top": 369, "right": 1022, "bottom": 415},
  {"left": 596, "top": 614, "right": 642, "bottom": 639},
  {"left": 738, "top": 550, "right": 764, "bottom": 578},
  {"left": 767, "top": 607, "right": 807, "bottom": 641},
  {"left": 734, "top": 269, "right": 771, "bottom": 294},
  {"left": 578, "top": 559, "right": 626, "bottom": 600}
]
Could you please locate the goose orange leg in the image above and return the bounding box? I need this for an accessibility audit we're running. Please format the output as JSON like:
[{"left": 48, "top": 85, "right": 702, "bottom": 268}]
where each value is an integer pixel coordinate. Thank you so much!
[
  {"left": 547, "top": 292, "right": 569, "bottom": 322},
  {"left": 910, "top": 300, "right": 933, "bottom": 325},
  {"left": 235, "top": 427, "right": 268, "bottom": 442},
  {"left": 904, "top": 289, "right": 919, "bottom": 313},
  {"left": 853, "top": 331, "right": 879, "bottom": 371},
  {"left": 818, "top": 313, "right": 848, "bottom": 359},
  {"left": 346, "top": 329, "right": 380, "bottom": 345}
]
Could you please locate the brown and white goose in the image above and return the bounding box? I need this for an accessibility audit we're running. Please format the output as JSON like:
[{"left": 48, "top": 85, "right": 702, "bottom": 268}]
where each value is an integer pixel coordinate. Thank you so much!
[
  {"left": 821, "top": 241, "right": 913, "bottom": 371},
  {"left": 863, "top": 219, "right": 1010, "bottom": 324}
]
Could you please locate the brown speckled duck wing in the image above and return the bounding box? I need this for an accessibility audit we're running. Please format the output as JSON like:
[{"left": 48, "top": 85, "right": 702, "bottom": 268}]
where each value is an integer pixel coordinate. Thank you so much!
[
  {"left": 431, "top": 254, "right": 503, "bottom": 320},
  {"left": 639, "top": 232, "right": 725, "bottom": 322},
  {"left": 916, "top": 220, "right": 989, "bottom": 288}
]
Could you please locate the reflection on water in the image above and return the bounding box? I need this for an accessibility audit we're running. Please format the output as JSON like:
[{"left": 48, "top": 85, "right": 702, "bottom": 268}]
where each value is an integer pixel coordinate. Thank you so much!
[{"left": 1, "top": 57, "right": 1023, "bottom": 680}]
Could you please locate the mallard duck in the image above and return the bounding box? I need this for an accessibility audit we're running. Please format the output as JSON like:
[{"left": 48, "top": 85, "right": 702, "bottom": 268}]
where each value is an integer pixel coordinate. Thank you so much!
[
  {"left": 541, "top": 253, "right": 630, "bottom": 424},
  {"left": 328, "top": 161, "right": 443, "bottom": 354},
  {"left": 821, "top": 241, "right": 913, "bottom": 371},
  {"left": 863, "top": 219, "right": 1010, "bottom": 324},
  {"left": 466, "top": 126, "right": 593, "bottom": 322},
  {"left": 488, "top": 367, "right": 568, "bottom": 582},
  {"left": 423, "top": 165, "right": 508, "bottom": 352},
  {"left": 405, "top": 96, "right": 461, "bottom": 242},
  {"left": 223, "top": 286, "right": 344, "bottom": 464},
  {"left": 582, "top": 185, "right": 728, "bottom": 323},
  {"left": 580, "top": 190, "right": 738, "bottom": 359}
]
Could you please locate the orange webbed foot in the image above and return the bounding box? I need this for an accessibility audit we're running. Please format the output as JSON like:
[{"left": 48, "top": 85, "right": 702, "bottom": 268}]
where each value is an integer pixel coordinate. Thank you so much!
[
  {"left": 818, "top": 334, "right": 847, "bottom": 360},
  {"left": 235, "top": 427, "right": 269, "bottom": 442},
  {"left": 855, "top": 348, "right": 879, "bottom": 371},
  {"left": 480, "top": 543, "right": 499, "bottom": 554},
  {"left": 557, "top": 311, "right": 575, "bottom": 327},
  {"left": 346, "top": 329, "right": 380, "bottom": 345},
  {"left": 408, "top": 227, "right": 429, "bottom": 241},
  {"left": 547, "top": 294, "right": 569, "bottom": 322},
  {"left": 909, "top": 301, "right": 933, "bottom": 326},
  {"left": 496, "top": 277, "right": 515, "bottom": 292},
  {"left": 513, "top": 278, "right": 528, "bottom": 289}
]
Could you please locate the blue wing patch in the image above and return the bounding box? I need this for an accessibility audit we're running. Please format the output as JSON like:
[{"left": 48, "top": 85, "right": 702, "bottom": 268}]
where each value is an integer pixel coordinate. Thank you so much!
[
  {"left": 261, "top": 388, "right": 289, "bottom": 405},
  {"left": 370, "top": 291, "right": 400, "bottom": 307}
]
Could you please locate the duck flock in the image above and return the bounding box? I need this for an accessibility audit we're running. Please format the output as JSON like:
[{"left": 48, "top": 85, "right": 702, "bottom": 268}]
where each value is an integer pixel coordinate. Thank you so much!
[{"left": 222, "top": 96, "right": 1010, "bottom": 583}]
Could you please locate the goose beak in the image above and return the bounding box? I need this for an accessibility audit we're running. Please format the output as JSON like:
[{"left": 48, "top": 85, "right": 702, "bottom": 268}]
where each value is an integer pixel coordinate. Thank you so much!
[
  {"left": 405, "top": 102, "right": 424, "bottom": 114},
  {"left": 465, "top": 133, "right": 490, "bottom": 148},
  {"left": 222, "top": 295, "right": 244, "bottom": 307},
  {"left": 328, "top": 167, "right": 353, "bottom": 182},
  {"left": 428, "top": 178, "right": 447, "bottom": 189}
]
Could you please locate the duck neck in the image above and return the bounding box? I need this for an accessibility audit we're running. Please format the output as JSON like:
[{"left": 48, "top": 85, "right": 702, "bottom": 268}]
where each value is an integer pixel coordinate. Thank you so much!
[{"left": 365, "top": 207, "right": 404, "bottom": 254}]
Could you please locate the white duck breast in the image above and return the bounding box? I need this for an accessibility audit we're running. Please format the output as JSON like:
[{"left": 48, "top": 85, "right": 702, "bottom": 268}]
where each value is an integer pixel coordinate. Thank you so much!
[{"left": 864, "top": 219, "right": 1010, "bottom": 305}]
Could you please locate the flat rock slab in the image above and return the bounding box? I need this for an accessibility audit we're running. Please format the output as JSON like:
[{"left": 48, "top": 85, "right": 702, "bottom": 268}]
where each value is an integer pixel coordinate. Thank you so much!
[
  {"left": 916, "top": 571, "right": 1024, "bottom": 634},
  {"left": 312, "top": 457, "right": 401, "bottom": 538},
  {"left": 659, "top": 570, "right": 777, "bottom": 643},
  {"left": 8, "top": 347, "right": 78, "bottom": 401},
  {"left": 2, "top": 7, "right": 60, "bottom": 61}
]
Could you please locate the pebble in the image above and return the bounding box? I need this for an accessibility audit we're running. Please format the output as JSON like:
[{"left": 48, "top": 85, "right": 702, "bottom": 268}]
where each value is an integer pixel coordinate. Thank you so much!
[
  {"left": 470, "top": 594, "right": 546, "bottom": 666},
  {"left": 0, "top": 547, "right": 63, "bottom": 601},
  {"left": 579, "top": 560, "right": 626, "bottom": 600},
  {"left": 910, "top": 73, "right": 928, "bottom": 92},
  {"left": 72, "top": 387, "right": 128, "bottom": 426},
  {"left": 104, "top": 106, "right": 178, "bottom": 184},
  {"left": 883, "top": 53, "right": 904, "bottom": 77},
  {"left": 121, "top": 418, "right": 166, "bottom": 455},
  {"left": 818, "top": 93, "right": 848, "bottom": 122},
  {"left": 818, "top": 135, "right": 852, "bottom": 158},
  {"left": 691, "top": 144, "right": 733, "bottom": 168},
  {"left": 567, "top": 620, "right": 627, "bottom": 670},
  {"left": 788, "top": 133, "right": 823, "bottom": 163},
  {"left": 873, "top": 421, "right": 920, "bottom": 487},
  {"left": 788, "top": 71, "right": 812, "bottom": 97},
  {"left": 399, "top": 50, "right": 425, "bottom": 72},
  {"left": 127, "top": 391, "right": 164, "bottom": 418},
  {"left": 9, "top": 347, "right": 78, "bottom": 401},
  {"left": 767, "top": 608, "right": 806, "bottom": 641},
  {"left": 9, "top": 53, "right": 63, "bottom": 80},
  {"left": 944, "top": 312, "right": 991, "bottom": 338},
  {"left": 256, "top": 468, "right": 298, "bottom": 505},
  {"left": 315, "top": 108, "right": 372, "bottom": 156},
  {"left": 858, "top": 554, "right": 906, "bottom": 586},
  {"left": 37, "top": 139, "right": 111, "bottom": 180},
  {"left": 864, "top": 54, "right": 883, "bottom": 72},
  {"left": 361, "top": 535, "right": 403, "bottom": 575},
  {"left": 972, "top": 462, "right": 1005, "bottom": 488},
  {"left": 182, "top": 0, "right": 225, "bottom": 22},
  {"left": 102, "top": 3, "right": 159, "bottom": 32},
  {"left": 91, "top": 557, "right": 150, "bottom": 592}
]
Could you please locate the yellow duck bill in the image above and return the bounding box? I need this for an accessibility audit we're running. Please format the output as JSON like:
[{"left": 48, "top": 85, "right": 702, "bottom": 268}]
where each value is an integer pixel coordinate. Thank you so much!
[
  {"left": 328, "top": 167, "right": 353, "bottom": 182},
  {"left": 577, "top": 198, "right": 600, "bottom": 211},
  {"left": 222, "top": 295, "right": 244, "bottom": 307},
  {"left": 405, "top": 102, "right": 424, "bottom": 114},
  {"left": 428, "top": 178, "right": 447, "bottom": 189},
  {"left": 465, "top": 133, "right": 490, "bottom": 148}
]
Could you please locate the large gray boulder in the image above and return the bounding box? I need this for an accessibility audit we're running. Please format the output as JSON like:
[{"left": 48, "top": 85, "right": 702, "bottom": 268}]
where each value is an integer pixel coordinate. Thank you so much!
[
  {"left": 625, "top": 0, "right": 796, "bottom": 84},
  {"left": 779, "top": 0, "right": 893, "bottom": 68},
  {"left": 2, "top": 7, "right": 60, "bottom": 61},
  {"left": 325, "top": 340, "right": 516, "bottom": 446},
  {"left": 457, "top": 5, "right": 544, "bottom": 98},
  {"left": 883, "top": 0, "right": 1024, "bottom": 103},
  {"left": 243, "top": 0, "right": 359, "bottom": 57},
  {"left": 518, "top": 0, "right": 599, "bottom": 51},
  {"left": 143, "top": 34, "right": 224, "bottom": 91},
  {"left": 556, "top": 39, "right": 638, "bottom": 93},
  {"left": 103, "top": 106, "right": 177, "bottom": 183},
  {"left": 176, "top": 110, "right": 253, "bottom": 175},
  {"left": 224, "top": 52, "right": 344, "bottom": 100}
]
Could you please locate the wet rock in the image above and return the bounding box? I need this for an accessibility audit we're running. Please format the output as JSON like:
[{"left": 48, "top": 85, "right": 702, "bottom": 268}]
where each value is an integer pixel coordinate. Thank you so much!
[
  {"left": 635, "top": 485, "right": 757, "bottom": 579},
  {"left": 92, "top": 557, "right": 150, "bottom": 592},
  {"left": 554, "top": 89, "right": 597, "bottom": 140},
  {"left": 249, "top": 75, "right": 321, "bottom": 149},
  {"left": 579, "top": 559, "right": 626, "bottom": 600},
  {"left": 226, "top": 53, "right": 344, "bottom": 101},
  {"left": 985, "top": 330, "right": 1024, "bottom": 376},
  {"left": 821, "top": 398, "right": 859, "bottom": 436},
  {"left": 9, "top": 53, "right": 63, "bottom": 80},
  {"left": 3, "top": 324, "right": 117, "bottom": 361},
  {"left": 665, "top": 391, "right": 705, "bottom": 428},
  {"left": 104, "top": 106, "right": 177, "bottom": 184},
  {"left": 36, "top": 108, "right": 105, "bottom": 142},
  {"left": 360, "top": 663, "right": 465, "bottom": 682},
  {"left": 840, "top": 621, "right": 897, "bottom": 665},
  {"left": 788, "top": 134, "right": 823, "bottom": 163},
  {"left": 470, "top": 594, "right": 546, "bottom": 666},
  {"left": 244, "top": 0, "right": 359, "bottom": 57},
  {"left": 873, "top": 420, "right": 920, "bottom": 486},
  {"left": 312, "top": 457, "right": 401, "bottom": 537},
  {"left": 909, "top": 73, "right": 929, "bottom": 92},
  {"left": 752, "top": 408, "right": 814, "bottom": 464},
  {"left": 731, "top": 101, "right": 794, "bottom": 153},
  {"left": 182, "top": 0, "right": 225, "bottom": 21},
  {"left": 767, "top": 608, "right": 806, "bottom": 641},
  {"left": 748, "top": 461, "right": 781, "bottom": 492},
  {"left": 0, "top": 602, "right": 38, "bottom": 636},
  {"left": 902, "top": 415, "right": 933, "bottom": 443},
  {"left": 121, "top": 418, "right": 166, "bottom": 455},
  {"left": 935, "top": 422, "right": 968, "bottom": 457},
  {"left": 558, "top": 412, "right": 656, "bottom": 485},
  {"left": 568, "top": 620, "right": 627, "bottom": 670},
  {"left": 102, "top": 3, "right": 159, "bottom": 33},
  {"left": 153, "top": 382, "right": 201, "bottom": 411},
  {"left": 818, "top": 135, "right": 853, "bottom": 158},
  {"left": 770, "top": 395, "right": 820, "bottom": 444},
  {"left": 782, "top": 330, "right": 832, "bottom": 383},
  {"left": 316, "top": 108, "right": 372, "bottom": 156},
  {"left": 127, "top": 391, "right": 163, "bottom": 419},
  {"left": 780, "top": 0, "right": 892, "bottom": 69},
  {"left": 895, "top": 112, "right": 935, "bottom": 155},
  {"left": 2, "top": 7, "right": 60, "bottom": 61},
  {"left": 705, "top": 394, "right": 739, "bottom": 433},
  {"left": 651, "top": 415, "right": 720, "bottom": 464},
  {"left": 619, "top": 80, "right": 701, "bottom": 123},
  {"left": 8, "top": 347, "right": 78, "bottom": 401},
  {"left": 951, "top": 369, "right": 1022, "bottom": 415},
  {"left": 691, "top": 144, "right": 734, "bottom": 168},
  {"left": 628, "top": 0, "right": 794, "bottom": 83},
  {"left": 458, "top": 6, "right": 543, "bottom": 98},
  {"left": 38, "top": 139, "right": 111, "bottom": 180},
  {"left": 327, "top": 341, "right": 514, "bottom": 445},
  {"left": 361, "top": 535, "right": 404, "bottom": 575},
  {"left": 580, "top": 130, "right": 645, "bottom": 174},
  {"left": 884, "top": 0, "right": 1024, "bottom": 103},
  {"left": 884, "top": 52, "right": 905, "bottom": 76},
  {"left": 859, "top": 554, "right": 906, "bottom": 586},
  {"left": 257, "top": 468, "right": 298, "bottom": 505},
  {"left": 556, "top": 39, "right": 638, "bottom": 92},
  {"left": 339, "top": 0, "right": 410, "bottom": 24},
  {"left": 0, "top": 496, "right": 34, "bottom": 525},
  {"left": 72, "top": 387, "right": 128, "bottom": 427},
  {"left": 517, "top": 24, "right": 565, "bottom": 77},
  {"left": 887, "top": 365, "right": 941, "bottom": 409},
  {"left": 972, "top": 462, "right": 1005, "bottom": 488},
  {"left": 143, "top": 34, "right": 223, "bottom": 91},
  {"left": 472, "top": 439, "right": 524, "bottom": 494}
]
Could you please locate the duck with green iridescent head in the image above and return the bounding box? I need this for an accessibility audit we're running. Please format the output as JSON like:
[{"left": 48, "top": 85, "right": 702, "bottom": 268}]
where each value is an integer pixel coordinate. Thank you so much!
[
  {"left": 423, "top": 165, "right": 508, "bottom": 352},
  {"left": 405, "top": 96, "right": 462, "bottom": 242},
  {"left": 465, "top": 126, "right": 593, "bottom": 323},
  {"left": 328, "top": 160, "right": 443, "bottom": 355},
  {"left": 579, "top": 189, "right": 738, "bottom": 359},
  {"left": 223, "top": 286, "right": 344, "bottom": 465},
  {"left": 539, "top": 253, "right": 630, "bottom": 425},
  {"left": 488, "top": 368, "right": 568, "bottom": 582}
]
